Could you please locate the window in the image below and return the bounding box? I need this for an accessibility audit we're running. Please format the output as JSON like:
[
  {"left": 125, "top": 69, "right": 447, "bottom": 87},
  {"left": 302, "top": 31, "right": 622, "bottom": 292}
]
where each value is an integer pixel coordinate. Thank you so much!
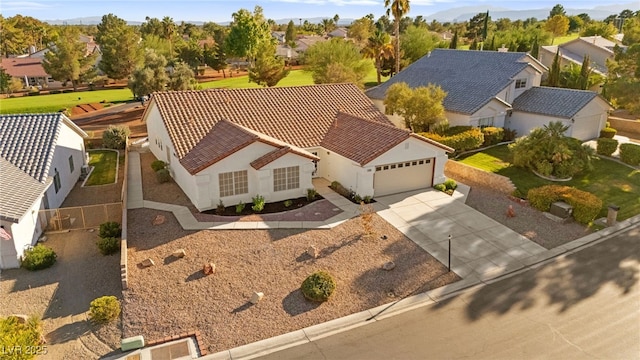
[
  {"left": 273, "top": 166, "right": 300, "bottom": 192},
  {"left": 478, "top": 117, "right": 494, "bottom": 127},
  {"left": 375, "top": 166, "right": 382, "bottom": 171},
  {"left": 412, "top": 161, "right": 417, "bottom": 166},
  {"left": 515, "top": 78, "right": 527, "bottom": 89},
  {"left": 68, "top": 155, "right": 74, "bottom": 173},
  {"left": 53, "top": 168, "right": 61, "bottom": 193},
  {"left": 219, "top": 170, "right": 248, "bottom": 197}
]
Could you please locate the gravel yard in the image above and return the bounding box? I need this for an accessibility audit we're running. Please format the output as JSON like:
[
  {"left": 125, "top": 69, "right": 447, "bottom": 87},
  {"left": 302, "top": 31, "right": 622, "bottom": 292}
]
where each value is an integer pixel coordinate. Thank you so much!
[
  {"left": 464, "top": 180, "right": 591, "bottom": 249},
  {"left": 123, "top": 207, "right": 460, "bottom": 354}
]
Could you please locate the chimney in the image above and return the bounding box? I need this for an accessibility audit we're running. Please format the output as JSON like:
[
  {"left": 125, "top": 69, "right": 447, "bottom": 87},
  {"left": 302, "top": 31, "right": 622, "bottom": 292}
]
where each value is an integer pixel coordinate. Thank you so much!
[{"left": 498, "top": 44, "right": 508, "bottom": 52}]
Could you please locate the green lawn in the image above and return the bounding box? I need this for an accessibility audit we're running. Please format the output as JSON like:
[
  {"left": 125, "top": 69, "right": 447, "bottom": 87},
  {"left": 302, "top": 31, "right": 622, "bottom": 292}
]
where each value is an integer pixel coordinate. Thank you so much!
[
  {"left": 552, "top": 32, "right": 580, "bottom": 45},
  {"left": 200, "top": 68, "right": 387, "bottom": 89},
  {"left": 458, "top": 145, "right": 640, "bottom": 220},
  {"left": 0, "top": 88, "right": 134, "bottom": 114},
  {"left": 86, "top": 150, "right": 118, "bottom": 186}
]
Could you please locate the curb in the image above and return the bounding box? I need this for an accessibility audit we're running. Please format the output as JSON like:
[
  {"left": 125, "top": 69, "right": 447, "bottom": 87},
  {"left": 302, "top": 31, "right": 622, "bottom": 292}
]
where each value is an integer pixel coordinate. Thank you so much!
[{"left": 200, "top": 215, "right": 640, "bottom": 360}]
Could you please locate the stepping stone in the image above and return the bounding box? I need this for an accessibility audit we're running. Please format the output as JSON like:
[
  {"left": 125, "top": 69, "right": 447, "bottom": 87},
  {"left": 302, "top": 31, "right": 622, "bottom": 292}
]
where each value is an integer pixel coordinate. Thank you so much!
[
  {"left": 382, "top": 261, "right": 396, "bottom": 271},
  {"left": 141, "top": 258, "right": 155, "bottom": 267},
  {"left": 250, "top": 292, "right": 264, "bottom": 304}
]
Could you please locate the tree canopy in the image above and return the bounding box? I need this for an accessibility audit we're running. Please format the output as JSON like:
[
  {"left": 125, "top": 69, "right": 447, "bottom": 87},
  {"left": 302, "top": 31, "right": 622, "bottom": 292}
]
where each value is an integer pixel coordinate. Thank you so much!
[
  {"left": 42, "top": 27, "right": 97, "bottom": 91},
  {"left": 127, "top": 49, "right": 169, "bottom": 97},
  {"left": 224, "top": 6, "right": 272, "bottom": 61},
  {"left": 248, "top": 41, "right": 289, "bottom": 87},
  {"left": 304, "top": 38, "right": 373, "bottom": 87},
  {"left": 96, "top": 13, "right": 140, "bottom": 80},
  {"left": 383, "top": 82, "right": 448, "bottom": 132}
]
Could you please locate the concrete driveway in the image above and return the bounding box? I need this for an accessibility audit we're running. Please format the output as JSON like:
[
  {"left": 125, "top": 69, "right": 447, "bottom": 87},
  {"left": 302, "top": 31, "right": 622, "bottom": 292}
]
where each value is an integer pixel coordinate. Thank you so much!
[{"left": 374, "top": 189, "right": 546, "bottom": 281}]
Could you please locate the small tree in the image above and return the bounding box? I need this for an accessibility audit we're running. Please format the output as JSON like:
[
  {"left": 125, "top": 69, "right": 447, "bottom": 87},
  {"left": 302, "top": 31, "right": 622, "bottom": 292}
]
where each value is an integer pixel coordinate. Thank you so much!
[
  {"left": 547, "top": 49, "right": 561, "bottom": 87},
  {"left": 304, "top": 38, "right": 373, "bottom": 88},
  {"left": 128, "top": 49, "right": 169, "bottom": 98},
  {"left": 384, "top": 82, "right": 448, "bottom": 132},
  {"left": 449, "top": 30, "right": 458, "bottom": 49},
  {"left": 248, "top": 41, "right": 289, "bottom": 87},
  {"left": 102, "top": 125, "right": 130, "bottom": 150},
  {"left": 545, "top": 15, "right": 570, "bottom": 44},
  {"left": 168, "top": 62, "right": 198, "bottom": 90},
  {"left": 285, "top": 20, "right": 296, "bottom": 46}
]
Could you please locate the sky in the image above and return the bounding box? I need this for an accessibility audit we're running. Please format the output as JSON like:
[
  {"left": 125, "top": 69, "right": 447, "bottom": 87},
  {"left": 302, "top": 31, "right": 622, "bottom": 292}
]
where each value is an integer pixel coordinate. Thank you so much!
[{"left": 1, "top": 0, "right": 638, "bottom": 23}]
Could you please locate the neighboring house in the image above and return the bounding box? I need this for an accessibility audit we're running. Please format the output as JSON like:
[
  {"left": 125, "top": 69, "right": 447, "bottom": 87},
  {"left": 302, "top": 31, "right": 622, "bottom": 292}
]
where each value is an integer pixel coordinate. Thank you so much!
[
  {"left": 366, "top": 49, "right": 611, "bottom": 140},
  {"left": 539, "top": 36, "right": 624, "bottom": 76},
  {"left": 294, "top": 35, "right": 327, "bottom": 53},
  {"left": 0, "top": 114, "right": 88, "bottom": 269},
  {"left": 438, "top": 31, "right": 454, "bottom": 41},
  {"left": 0, "top": 57, "right": 59, "bottom": 88},
  {"left": 143, "top": 84, "right": 452, "bottom": 212},
  {"left": 275, "top": 44, "right": 299, "bottom": 63},
  {"left": 328, "top": 27, "right": 348, "bottom": 38},
  {"left": 271, "top": 31, "right": 286, "bottom": 44}
]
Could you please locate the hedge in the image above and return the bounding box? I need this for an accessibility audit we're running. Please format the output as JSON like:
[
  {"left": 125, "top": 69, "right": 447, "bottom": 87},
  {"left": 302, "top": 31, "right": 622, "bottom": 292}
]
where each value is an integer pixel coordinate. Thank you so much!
[
  {"left": 599, "top": 127, "right": 617, "bottom": 139},
  {"left": 619, "top": 143, "right": 640, "bottom": 166},
  {"left": 481, "top": 127, "right": 504, "bottom": 146},
  {"left": 420, "top": 127, "right": 484, "bottom": 153},
  {"left": 596, "top": 138, "right": 618, "bottom": 156},
  {"left": 527, "top": 185, "right": 602, "bottom": 224}
]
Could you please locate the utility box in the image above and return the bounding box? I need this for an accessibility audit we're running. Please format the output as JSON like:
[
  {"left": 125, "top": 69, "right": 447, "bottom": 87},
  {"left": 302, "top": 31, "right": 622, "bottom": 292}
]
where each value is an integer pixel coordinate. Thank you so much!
[
  {"left": 121, "top": 335, "right": 145, "bottom": 352},
  {"left": 550, "top": 201, "right": 573, "bottom": 219}
]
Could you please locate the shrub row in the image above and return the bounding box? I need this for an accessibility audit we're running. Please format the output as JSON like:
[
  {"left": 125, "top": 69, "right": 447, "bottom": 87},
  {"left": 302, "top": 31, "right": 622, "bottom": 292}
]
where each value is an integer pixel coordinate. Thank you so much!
[
  {"left": 527, "top": 185, "right": 602, "bottom": 224},
  {"left": 329, "top": 181, "right": 372, "bottom": 204},
  {"left": 434, "top": 179, "right": 457, "bottom": 194},
  {"left": 97, "top": 221, "right": 121, "bottom": 255},
  {"left": 596, "top": 138, "right": 618, "bottom": 156},
  {"left": 481, "top": 127, "right": 505, "bottom": 146},
  {"left": 619, "top": 143, "right": 640, "bottom": 166},
  {"left": 420, "top": 127, "right": 484, "bottom": 153},
  {"left": 599, "top": 127, "right": 617, "bottom": 139}
]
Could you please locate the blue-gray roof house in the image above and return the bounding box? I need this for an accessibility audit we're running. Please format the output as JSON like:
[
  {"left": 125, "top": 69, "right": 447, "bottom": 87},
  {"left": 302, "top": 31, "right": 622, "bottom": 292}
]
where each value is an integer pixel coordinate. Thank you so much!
[
  {"left": 0, "top": 113, "right": 87, "bottom": 269},
  {"left": 366, "top": 49, "right": 611, "bottom": 140}
]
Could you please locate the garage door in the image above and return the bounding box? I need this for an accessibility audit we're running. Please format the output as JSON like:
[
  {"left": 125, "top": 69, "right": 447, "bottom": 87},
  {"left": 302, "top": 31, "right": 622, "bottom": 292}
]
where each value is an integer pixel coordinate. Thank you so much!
[
  {"left": 374, "top": 158, "right": 434, "bottom": 196},
  {"left": 571, "top": 115, "right": 602, "bottom": 141}
]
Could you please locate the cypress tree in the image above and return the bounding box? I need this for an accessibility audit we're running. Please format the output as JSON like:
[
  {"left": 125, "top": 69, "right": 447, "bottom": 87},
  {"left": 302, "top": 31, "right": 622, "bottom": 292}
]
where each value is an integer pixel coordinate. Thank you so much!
[
  {"left": 470, "top": 38, "right": 478, "bottom": 50},
  {"left": 530, "top": 36, "right": 539, "bottom": 58},
  {"left": 578, "top": 54, "right": 591, "bottom": 90},
  {"left": 449, "top": 30, "right": 458, "bottom": 49},
  {"left": 548, "top": 48, "right": 561, "bottom": 87}
]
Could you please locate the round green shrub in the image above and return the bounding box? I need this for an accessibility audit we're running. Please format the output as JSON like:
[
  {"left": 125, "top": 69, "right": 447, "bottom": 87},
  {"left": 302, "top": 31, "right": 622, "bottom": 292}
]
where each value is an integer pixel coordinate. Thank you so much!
[
  {"left": 156, "top": 168, "right": 171, "bottom": 183},
  {"left": 89, "top": 296, "right": 120, "bottom": 324},
  {"left": 599, "top": 127, "right": 617, "bottom": 139},
  {"left": 97, "top": 237, "right": 120, "bottom": 255},
  {"left": 433, "top": 183, "right": 446, "bottom": 192},
  {"left": 150, "top": 160, "right": 166, "bottom": 172},
  {"left": 301, "top": 271, "right": 336, "bottom": 302},
  {"left": 443, "top": 179, "right": 457, "bottom": 191},
  {"left": 596, "top": 138, "right": 619, "bottom": 156},
  {"left": 21, "top": 244, "right": 57, "bottom": 271},
  {"left": 99, "top": 221, "right": 121, "bottom": 238}
]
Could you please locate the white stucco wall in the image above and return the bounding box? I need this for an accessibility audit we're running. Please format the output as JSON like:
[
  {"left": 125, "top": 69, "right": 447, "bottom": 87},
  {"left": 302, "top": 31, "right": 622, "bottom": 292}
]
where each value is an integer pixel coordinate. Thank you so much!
[
  {"left": 507, "top": 112, "right": 572, "bottom": 138},
  {"left": 370, "top": 99, "right": 406, "bottom": 129},
  {"left": 44, "top": 122, "right": 86, "bottom": 209},
  {"left": 0, "top": 196, "right": 44, "bottom": 269}
]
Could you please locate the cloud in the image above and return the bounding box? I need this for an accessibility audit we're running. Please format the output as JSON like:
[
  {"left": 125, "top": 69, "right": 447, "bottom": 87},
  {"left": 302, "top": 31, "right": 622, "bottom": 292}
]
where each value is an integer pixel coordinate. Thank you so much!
[{"left": 1, "top": 1, "right": 53, "bottom": 11}]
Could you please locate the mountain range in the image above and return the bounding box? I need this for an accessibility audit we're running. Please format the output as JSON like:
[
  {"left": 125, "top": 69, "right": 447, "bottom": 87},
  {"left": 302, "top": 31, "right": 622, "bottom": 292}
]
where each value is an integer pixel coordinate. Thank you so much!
[{"left": 43, "top": 2, "right": 639, "bottom": 26}]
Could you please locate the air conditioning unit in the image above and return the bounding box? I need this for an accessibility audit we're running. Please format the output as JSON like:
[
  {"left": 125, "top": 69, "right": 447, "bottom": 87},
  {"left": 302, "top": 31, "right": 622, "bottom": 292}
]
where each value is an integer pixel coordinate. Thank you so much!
[{"left": 80, "top": 165, "right": 90, "bottom": 180}]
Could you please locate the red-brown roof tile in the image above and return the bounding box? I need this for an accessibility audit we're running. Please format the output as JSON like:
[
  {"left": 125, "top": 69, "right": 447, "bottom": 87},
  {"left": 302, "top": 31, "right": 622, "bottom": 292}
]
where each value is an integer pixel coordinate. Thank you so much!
[
  {"left": 1, "top": 58, "right": 48, "bottom": 78},
  {"left": 250, "top": 146, "right": 318, "bottom": 170},
  {"left": 148, "top": 84, "right": 391, "bottom": 160}
]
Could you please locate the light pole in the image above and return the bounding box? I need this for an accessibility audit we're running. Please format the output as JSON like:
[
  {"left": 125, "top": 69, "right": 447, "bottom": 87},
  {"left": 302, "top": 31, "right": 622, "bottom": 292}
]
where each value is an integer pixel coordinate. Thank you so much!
[{"left": 448, "top": 234, "right": 452, "bottom": 272}]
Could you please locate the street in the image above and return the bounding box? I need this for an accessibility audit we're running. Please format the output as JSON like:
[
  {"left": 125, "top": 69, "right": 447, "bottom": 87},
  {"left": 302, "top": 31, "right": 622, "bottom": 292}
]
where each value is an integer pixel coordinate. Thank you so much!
[{"left": 259, "top": 225, "right": 640, "bottom": 360}]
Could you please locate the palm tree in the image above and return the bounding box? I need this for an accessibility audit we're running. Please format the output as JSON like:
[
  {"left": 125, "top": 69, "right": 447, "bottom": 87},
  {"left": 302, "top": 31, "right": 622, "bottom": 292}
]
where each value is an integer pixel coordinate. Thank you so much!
[
  {"left": 162, "top": 16, "right": 176, "bottom": 57},
  {"left": 384, "top": 0, "right": 410, "bottom": 74},
  {"left": 362, "top": 26, "right": 394, "bottom": 84}
]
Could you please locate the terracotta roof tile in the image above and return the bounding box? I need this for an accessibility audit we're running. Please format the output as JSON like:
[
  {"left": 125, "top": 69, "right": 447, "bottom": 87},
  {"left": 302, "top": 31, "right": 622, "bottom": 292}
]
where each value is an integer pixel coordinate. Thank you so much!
[
  {"left": 250, "top": 147, "right": 291, "bottom": 170},
  {"left": 148, "top": 84, "right": 391, "bottom": 160},
  {"left": 1, "top": 58, "right": 48, "bottom": 78}
]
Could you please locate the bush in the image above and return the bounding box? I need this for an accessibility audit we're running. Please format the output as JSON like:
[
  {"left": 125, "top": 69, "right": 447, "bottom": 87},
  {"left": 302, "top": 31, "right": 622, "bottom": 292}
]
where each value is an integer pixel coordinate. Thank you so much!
[
  {"left": 619, "top": 143, "right": 640, "bottom": 166},
  {"left": 102, "top": 125, "right": 130, "bottom": 150},
  {"left": 481, "top": 127, "right": 504, "bottom": 146},
  {"left": 216, "top": 200, "right": 225, "bottom": 215},
  {"left": 527, "top": 185, "right": 602, "bottom": 224},
  {"left": 0, "top": 315, "right": 43, "bottom": 353},
  {"left": 99, "top": 221, "right": 121, "bottom": 238},
  {"left": 89, "top": 296, "right": 121, "bottom": 324},
  {"left": 252, "top": 194, "right": 265, "bottom": 212},
  {"left": 235, "top": 202, "right": 245, "bottom": 214},
  {"left": 156, "top": 168, "right": 171, "bottom": 183},
  {"left": 151, "top": 160, "right": 166, "bottom": 172},
  {"left": 502, "top": 128, "right": 518, "bottom": 141},
  {"left": 363, "top": 195, "right": 373, "bottom": 204},
  {"left": 443, "top": 179, "right": 457, "bottom": 191},
  {"left": 307, "top": 188, "right": 317, "bottom": 201},
  {"left": 301, "top": 271, "right": 336, "bottom": 302},
  {"left": 21, "top": 244, "right": 57, "bottom": 271},
  {"left": 420, "top": 127, "right": 484, "bottom": 153},
  {"left": 596, "top": 138, "right": 619, "bottom": 156},
  {"left": 97, "top": 237, "right": 120, "bottom": 255},
  {"left": 284, "top": 200, "right": 293, "bottom": 207},
  {"left": 330, "top": 181, "right": 340, "bottom": 190},
  {"left": 433, "top": 183, "right": 446, "bottom": 192},
  {"left": 599, "top": 127, "right": 617, "bottom": 139}
]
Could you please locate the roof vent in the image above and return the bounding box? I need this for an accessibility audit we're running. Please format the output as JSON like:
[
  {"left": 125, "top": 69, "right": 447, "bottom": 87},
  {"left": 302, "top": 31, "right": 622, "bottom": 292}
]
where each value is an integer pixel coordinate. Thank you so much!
[{"left": 498, "top": 44, "right": 508, "bottom": 52}]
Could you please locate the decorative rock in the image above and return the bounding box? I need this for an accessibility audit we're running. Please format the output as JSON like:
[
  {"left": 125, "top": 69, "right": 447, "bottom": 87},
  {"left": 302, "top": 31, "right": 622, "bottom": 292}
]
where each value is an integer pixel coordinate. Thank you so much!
[
  {"left": 250, "top": 292, "right": 264, "bottom": 304},
  {"left": 172, "top": 249, "right": 186, "bottom": 258},
  {"left": 203, "top": 263, "right": 216, "bottom": 275},
  {"left": 306, "top": 245, "right": 319, "bottom": 259},
  {"left": 506, "top": 205, "right": 516, "bottom": 218},
  {"left": 382, "top": 261, "right": 396, "bottom": 271},
  {"left": 152, "top": 214, "right": 166, "bottom": 225},
  {"left": 141, "top": 258, "right": 155, "bottom": 267}
]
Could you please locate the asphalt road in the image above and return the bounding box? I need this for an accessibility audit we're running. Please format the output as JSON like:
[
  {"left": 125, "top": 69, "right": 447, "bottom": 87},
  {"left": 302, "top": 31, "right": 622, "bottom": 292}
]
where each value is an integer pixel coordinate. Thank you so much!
[{"left": 259, "top": 225, "right": 640, "bottom": 360}]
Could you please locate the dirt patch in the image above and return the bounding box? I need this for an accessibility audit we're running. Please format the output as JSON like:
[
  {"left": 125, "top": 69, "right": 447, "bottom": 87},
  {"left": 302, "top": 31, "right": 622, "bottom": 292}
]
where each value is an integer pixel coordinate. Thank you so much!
[
  {"left": 0, "top": 231, "right": 122, "bottom": 358},
  {"left": 139, "top": 151, "right": 198, "bottom": 212},
  {"left": 123, "top": 208, "right": 460, "bottom": 354},
  {"left": 72, "top": 103, "right": 147, "bottom": 141}
]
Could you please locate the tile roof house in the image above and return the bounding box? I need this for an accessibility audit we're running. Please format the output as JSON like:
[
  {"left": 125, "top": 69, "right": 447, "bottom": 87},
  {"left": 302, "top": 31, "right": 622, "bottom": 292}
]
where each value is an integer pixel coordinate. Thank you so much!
[
  {"left": 143, "top": 84, "right": 452, "bottom": 212},
  {"left": 0, "top": 113, "right": 88, "bottom": 269},
  {"left": 539, "top": 36, "right": 624, "bottom": 76},
  {"left": 0, "top": 57, "right": 58, "bottom": 89},
  {"left": 366, "top": 49, "right": 611, "bottom": 140}
]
